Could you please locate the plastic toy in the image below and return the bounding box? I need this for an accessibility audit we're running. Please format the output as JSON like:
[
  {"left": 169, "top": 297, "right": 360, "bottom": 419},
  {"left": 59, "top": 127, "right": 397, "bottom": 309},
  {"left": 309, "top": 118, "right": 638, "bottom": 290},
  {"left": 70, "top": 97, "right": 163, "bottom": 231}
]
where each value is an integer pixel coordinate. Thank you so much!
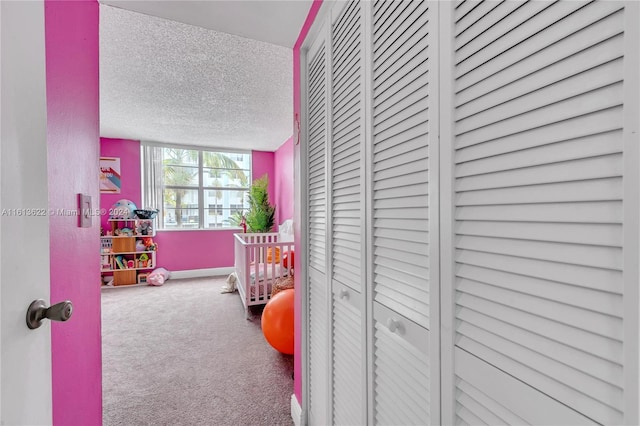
[
  {"left": 110, "top": 199, "right": 138, "bottom": 219},
  {"left": 138, "top": 253, "right": 149, "bottom": 267},
  {"left": 261, "top": 288, "right": 294, "bottom": 355},
  {"left": 114, "top": 255, "right": 126, "bottom": 269},
  {"left": 138, "top": 221, "right": 152, "bottom": 235},
  {"left": 142, "top": 237, "right": 157, "bottom": 251},
  {"left": 283, "top": 251, "right": 295, "bottom": 272}
]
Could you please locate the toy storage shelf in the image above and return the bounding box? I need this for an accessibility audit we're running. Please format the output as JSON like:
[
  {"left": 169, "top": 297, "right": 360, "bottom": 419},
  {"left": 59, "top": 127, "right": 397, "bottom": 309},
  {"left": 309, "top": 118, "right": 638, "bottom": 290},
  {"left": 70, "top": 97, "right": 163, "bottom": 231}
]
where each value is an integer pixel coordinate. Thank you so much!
[
  {"left": 105, "top": 218, "right": 156, "bottom": 237},
  {"left": 100, "top": 251, "right": 156, "bottom": 273},
  {"left": 101, "top": 218, "right": 157, "bottom": 286}
]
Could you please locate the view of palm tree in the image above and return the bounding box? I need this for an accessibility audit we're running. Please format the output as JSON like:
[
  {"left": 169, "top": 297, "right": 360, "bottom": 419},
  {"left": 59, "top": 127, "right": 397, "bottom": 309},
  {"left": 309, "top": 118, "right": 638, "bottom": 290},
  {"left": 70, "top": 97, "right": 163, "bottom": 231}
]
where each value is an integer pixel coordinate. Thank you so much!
[{"left": 161, "top": 147, "right": 250, "bottom": 228}]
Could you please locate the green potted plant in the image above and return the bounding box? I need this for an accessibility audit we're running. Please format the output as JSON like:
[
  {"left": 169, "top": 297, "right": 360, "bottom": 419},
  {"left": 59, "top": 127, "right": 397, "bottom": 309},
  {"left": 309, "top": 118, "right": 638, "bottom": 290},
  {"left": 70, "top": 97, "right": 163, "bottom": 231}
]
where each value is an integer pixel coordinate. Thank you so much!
[{"left": 244, "top": 174, "right": 276, "bottom": 233}]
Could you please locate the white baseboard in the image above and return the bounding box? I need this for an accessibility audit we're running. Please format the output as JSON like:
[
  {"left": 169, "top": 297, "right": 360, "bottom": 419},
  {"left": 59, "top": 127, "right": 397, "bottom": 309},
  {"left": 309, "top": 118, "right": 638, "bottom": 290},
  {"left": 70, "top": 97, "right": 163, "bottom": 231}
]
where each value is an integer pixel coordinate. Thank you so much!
[
  {"left": 291, "top": 394, "right": 303, "bottom": 426},
  {"left": 170, "top": 267, "right": 234, "bottom": 280}
]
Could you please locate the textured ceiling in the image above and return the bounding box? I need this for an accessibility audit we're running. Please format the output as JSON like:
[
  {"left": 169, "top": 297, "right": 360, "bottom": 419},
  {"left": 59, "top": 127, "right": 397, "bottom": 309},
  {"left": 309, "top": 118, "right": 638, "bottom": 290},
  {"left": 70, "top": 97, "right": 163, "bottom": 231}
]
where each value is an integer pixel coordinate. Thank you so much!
[
  {"left": 100, "top": 4, "right": 294, "bottom": 151},
  {"left": 100, "top": 0, "right": 314, "bottom": 49}
]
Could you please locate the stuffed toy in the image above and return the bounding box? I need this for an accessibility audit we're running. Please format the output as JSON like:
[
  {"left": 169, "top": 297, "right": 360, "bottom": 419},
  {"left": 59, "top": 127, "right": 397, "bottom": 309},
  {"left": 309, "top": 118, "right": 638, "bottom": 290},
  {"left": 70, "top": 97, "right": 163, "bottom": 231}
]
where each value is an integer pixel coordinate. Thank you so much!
[{"left": 147, "top": 267, "right": 170, "bottom": 286}]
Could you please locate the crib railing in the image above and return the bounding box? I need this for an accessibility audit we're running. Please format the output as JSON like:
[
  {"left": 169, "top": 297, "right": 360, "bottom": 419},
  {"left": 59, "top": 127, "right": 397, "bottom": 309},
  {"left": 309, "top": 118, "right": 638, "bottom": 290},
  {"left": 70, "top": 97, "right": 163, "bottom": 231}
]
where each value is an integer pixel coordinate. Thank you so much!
[{"left": 234, "top": 233, "right": 293, "bottom": 318}]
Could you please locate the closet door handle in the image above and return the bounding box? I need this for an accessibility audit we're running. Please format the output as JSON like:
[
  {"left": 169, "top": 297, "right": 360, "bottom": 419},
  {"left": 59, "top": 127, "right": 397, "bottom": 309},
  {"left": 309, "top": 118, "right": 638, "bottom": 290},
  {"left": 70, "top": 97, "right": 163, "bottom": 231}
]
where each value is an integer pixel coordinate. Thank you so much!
[
  {"left": 387, "top": 318, "right": 399, "bottom": 333},
  {"left": 339, "top": 289, "right": 349, "bottom": 300}
]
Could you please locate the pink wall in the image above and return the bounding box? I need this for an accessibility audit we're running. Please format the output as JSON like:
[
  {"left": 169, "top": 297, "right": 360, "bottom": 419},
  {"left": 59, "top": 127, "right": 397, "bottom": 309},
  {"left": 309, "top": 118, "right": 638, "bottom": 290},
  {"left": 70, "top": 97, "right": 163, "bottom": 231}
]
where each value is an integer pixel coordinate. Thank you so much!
[
  {"left": 155, "top": 230, "right": 237, "bottom": 270},
  {"left": 100, "top": 138, "right": 142, "bottom": 230},
  {"left": 274, "top": 136, "right": 294, "bottom": 226},
  {"left": 293, "top": 0, "right": 324, "bottom": 405},
  {"left": 99, "top": 138, "right": 276, "bottom": 271},
  {"left": 45, "top": 1, "right": 102, "bottom": 424}
]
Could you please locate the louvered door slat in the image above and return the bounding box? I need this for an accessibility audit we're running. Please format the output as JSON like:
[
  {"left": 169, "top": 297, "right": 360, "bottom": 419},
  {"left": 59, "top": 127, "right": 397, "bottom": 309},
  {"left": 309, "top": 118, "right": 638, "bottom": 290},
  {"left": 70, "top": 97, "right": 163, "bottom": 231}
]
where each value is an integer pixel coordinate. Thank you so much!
[
  {"left": 454, "top": 0, "right": 482, "bottom": 23},
  {"left": 456, "top": 391, "right": 509, "bottom": 426},
  {"left": 457, "top": 201, "right": 622, "bottom": 224},
  {"left": 457, "top": 264, "right": 622, "bottom": 317},
  {"left": 456, "top": 2, "right": 623, "bottom": 87},
  {"left": 456, "top": 379, "right": 528, "bottom": 426},
  {"left": 456, "top": 107, "right": 623, "bottom": 163},
  {"left": 373, "top": 302, "right": 430, "bottom": 425},
  {"left": 457, "top": 347, "right": 597, "bottom": 425},
  {"left": 451, "top": 1, "right": 628, "bottom": 424},
  {"left": 456, "top": 83, "right": 623, "bottom": 148},
  {"left": 456, "top": 1, "right": 584, "bottom": 73},
  {"left": 309, "top": 271, "right": 329, "bottom": 424},
  {"left": 307, "top": 42, "right": 327, "bottom": 277},
  {"left": 458, "top": 277, "right": 622, "bottom": 338},
  {"left": 456, "top": 407, "right": 485, "bottom": 426},
  {"left": 332, "top": 0, "right": 362, "bottom": 293},
  {"left": 456, "top": 154, "right": 622, "bottom": 191},
  {"left": 459, "top": 335, "right": 622, "bottom": 423},
  {"left": 456, "top": 9, "right": 624, "bottom": 100},
  {"left": 373, "top": 7, "right": 428, "bottom": 77},
  {"left": 457, "top": 178, "right": 622, "bottom": 206},
  {"left": 375, "top": 259, "right": 428, "bottom": 282},
  {"left": 457, "top": 235, "right": 622, "bottom": 271},
  {"left": 456, "top": 249, "right": 623, "bottom": 294},
  {"left": 456, "top": 60, "right": 623, "bottom": 135},
  {"left": 332, "top": 287, "right": 363, "bottom": 426},
  {"left": 456, "top": 35, "right": 625, "bottom": 121},
  {"left": 456, "top": 221, "right": 622, "bottom": 247},
  {"left": 456, "top": 131, "right": 623, "bottom": 177},
  {"left": 454, "top": 1, "right": 524, "bottom": 47},
  {"left": 458, "top": 307, "right": 623, "bottom": 388},
  {"left": 456, "top": 1, "right": 551, "bottom": 56},
  {"left": 454, "top": 0, "right": 501, "bottom": 40}
]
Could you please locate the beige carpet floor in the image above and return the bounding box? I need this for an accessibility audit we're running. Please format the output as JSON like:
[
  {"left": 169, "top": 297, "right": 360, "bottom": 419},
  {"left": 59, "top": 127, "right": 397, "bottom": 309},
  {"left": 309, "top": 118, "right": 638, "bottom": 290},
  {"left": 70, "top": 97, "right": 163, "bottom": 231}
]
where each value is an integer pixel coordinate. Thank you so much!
[{"left": 101, "top": 277, "right": 294, "bottom": 426}]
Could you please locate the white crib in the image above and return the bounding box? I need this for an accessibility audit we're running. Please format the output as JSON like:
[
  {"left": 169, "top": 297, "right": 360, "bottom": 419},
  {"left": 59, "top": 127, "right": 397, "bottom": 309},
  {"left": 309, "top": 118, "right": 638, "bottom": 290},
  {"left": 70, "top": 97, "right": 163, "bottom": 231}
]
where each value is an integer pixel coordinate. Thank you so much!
[{"left": 233, "top": 232, "right": 293, "bottom": 319}]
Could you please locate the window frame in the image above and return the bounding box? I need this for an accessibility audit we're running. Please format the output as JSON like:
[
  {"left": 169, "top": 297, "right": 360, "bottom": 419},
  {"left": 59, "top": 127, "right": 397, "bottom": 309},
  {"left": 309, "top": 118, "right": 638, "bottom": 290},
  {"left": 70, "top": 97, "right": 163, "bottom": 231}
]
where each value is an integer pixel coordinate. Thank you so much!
[{"left": 141, "top": 142, "right": 252, "bottom": 231}]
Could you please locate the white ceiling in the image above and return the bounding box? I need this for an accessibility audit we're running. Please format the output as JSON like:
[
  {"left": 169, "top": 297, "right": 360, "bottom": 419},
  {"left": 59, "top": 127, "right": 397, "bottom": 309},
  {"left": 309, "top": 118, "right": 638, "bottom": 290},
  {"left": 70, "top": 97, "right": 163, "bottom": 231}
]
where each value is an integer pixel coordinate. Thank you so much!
[{"left": 99, "top": 1, "right": 313, "bottom": 151}]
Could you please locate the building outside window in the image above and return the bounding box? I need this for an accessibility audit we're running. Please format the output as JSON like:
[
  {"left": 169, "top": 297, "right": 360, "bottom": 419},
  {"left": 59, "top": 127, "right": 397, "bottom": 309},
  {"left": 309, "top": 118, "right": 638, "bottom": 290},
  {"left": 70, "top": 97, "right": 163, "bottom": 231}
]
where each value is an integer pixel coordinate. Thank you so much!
[{"left": 141, "top": 143, "right": 251, "bottom": 230}]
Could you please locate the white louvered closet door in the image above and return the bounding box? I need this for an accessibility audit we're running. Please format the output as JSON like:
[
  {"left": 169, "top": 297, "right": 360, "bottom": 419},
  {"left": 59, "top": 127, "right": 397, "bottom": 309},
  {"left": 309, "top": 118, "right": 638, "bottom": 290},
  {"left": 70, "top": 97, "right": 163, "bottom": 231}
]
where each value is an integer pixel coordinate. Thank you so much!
[
  {"left": 330, "top": 0, "right": 366, "bottom": 425},
  {"left": 443, "top": 1, "right": 636, "bottom": 424},
  {"left": 305, "top": 26, "right": 330, "bottom": 426},
  {"left": 370, "top": 0, "right": 438, "bottom": 424}
]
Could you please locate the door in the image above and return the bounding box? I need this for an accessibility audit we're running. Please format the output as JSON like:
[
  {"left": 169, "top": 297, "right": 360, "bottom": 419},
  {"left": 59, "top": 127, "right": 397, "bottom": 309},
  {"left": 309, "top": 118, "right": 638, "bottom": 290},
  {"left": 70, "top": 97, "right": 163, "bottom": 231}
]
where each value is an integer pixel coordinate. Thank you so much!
[
  {"left": 1, "top": 0, "right": 53, "bottom": 424},
  {"left": 302, "top": 1, "right": 441, "bottom": 424},
  {"left": 305, "top": 19, "right": 331, "bottom": 426},
  {"left": 329, "top": 1, "right": 367, "bottom": 424},
  {"left": 439, "top": 1, "right": 640, "bottom": 424},
  {"left": 369, "top": 0, "right": 440, "bottom": 424}
]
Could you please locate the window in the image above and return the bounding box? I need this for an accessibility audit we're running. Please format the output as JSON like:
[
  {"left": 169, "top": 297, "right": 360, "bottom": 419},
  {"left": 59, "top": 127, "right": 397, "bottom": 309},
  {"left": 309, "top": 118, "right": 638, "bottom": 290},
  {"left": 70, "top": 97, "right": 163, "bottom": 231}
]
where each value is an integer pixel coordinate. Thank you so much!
[{"left": 141, "top": 143, "right": 251, "bottom": 229}]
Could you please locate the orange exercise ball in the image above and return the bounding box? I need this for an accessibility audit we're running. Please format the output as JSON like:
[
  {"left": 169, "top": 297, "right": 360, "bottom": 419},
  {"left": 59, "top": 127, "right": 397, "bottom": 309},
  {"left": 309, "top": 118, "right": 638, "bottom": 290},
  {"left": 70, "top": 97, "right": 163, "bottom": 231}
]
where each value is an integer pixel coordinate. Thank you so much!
[{"left": 261, "top": 288, "right": 295, "bottom": 355}]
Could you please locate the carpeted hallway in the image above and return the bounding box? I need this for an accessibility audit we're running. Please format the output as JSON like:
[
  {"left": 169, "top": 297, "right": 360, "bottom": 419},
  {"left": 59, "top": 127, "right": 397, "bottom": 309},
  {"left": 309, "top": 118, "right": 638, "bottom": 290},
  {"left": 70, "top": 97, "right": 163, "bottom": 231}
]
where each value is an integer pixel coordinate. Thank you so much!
[{"left": 101, "top": 277, "right": 294, "bottom": 426}]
